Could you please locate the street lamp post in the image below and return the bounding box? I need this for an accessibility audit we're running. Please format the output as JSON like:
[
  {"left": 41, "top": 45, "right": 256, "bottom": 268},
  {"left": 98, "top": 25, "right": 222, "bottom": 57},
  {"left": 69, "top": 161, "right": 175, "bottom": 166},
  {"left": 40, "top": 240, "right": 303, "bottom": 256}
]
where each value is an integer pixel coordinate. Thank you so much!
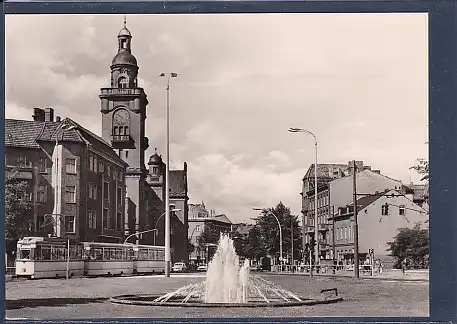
[
  {"left": 124, "top": 208, "right": 181, "bottom": 245},
  {"left": 289, "top": 128, "right": 319, "bottom": 268},
  {"left": 159, "top": 72, "right": 178, "bottom": 277},
  {"left": 252, "top": 208, "right": 283, "bottom": 267}
]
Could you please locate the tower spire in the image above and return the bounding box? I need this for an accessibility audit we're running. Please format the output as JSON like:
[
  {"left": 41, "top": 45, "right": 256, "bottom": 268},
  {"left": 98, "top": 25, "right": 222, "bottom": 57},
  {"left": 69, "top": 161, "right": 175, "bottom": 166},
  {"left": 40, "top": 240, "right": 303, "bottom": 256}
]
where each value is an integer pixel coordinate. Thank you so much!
[{"left": 124, "top": 15, "right": 127, "bottom": 28}]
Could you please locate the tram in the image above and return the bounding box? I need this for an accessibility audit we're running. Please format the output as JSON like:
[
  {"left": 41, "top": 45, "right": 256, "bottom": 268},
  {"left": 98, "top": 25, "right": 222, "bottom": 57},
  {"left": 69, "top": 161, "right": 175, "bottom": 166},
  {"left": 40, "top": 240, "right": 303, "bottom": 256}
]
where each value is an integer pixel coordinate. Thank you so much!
[
  {"left": 133, "top": 244, "right": 165, "bottom": 274},
  {"left": 15, "top": 237, "right": 85, "bottom": 279},
  {"left": 15, "top": 238, "right": 166, "bottom": 279},
  {"left": 81, "top": 242, "right": 165, "bottom": 276}
]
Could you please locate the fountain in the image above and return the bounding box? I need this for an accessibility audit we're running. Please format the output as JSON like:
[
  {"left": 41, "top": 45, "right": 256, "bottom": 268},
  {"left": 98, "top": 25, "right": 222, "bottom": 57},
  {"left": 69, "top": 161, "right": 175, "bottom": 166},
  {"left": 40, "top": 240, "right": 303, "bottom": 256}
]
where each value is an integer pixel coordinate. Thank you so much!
[{"left": 110, "top": 234, "right": 343, "bottom": 308}]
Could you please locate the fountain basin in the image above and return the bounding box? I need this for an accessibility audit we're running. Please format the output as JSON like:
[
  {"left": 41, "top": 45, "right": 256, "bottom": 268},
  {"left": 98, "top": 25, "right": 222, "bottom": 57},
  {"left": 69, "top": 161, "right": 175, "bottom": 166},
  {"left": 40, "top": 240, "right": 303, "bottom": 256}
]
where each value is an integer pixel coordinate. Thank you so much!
[{"left": 110, "top": 294, "right": 343, "bottom": 308}]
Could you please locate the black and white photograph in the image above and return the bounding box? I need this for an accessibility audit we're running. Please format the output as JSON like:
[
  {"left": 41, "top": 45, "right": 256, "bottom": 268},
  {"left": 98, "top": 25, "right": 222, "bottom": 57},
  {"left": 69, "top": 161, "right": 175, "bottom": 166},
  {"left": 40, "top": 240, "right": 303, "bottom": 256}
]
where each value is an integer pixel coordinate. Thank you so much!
[{"left": 5, "top": 13, "right": 429, "bottom": 319}]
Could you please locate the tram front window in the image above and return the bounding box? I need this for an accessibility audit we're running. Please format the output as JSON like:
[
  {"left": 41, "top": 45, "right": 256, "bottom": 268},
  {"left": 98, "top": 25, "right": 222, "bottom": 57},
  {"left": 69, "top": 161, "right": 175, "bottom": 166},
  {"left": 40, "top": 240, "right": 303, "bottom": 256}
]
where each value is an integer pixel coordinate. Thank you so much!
[{"left": 17, "top": 248, "right": 33, "bottom": 260}]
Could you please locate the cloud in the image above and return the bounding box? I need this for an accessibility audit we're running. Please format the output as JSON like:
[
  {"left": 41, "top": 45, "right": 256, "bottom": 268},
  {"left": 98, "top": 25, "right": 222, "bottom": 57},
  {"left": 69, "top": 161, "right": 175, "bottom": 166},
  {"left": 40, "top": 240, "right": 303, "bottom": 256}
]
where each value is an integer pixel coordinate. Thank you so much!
[{"left": 5, "top": 13, "right": 428, "bottom": 223}]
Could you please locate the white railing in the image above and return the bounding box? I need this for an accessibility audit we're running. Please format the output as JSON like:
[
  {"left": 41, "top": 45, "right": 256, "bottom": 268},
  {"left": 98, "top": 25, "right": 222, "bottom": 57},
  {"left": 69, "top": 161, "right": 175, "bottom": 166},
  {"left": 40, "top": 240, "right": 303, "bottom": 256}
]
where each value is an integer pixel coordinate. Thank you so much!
[{"left": 270, "top": 264, "right": 377, "bottom": 275}]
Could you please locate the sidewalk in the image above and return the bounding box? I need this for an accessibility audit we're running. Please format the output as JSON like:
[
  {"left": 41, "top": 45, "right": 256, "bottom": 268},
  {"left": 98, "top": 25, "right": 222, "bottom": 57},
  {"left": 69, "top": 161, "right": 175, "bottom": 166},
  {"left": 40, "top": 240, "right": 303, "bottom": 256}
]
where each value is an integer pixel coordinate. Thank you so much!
[{"left": 267, "top": 269, "right": 429, "bottom": 282}]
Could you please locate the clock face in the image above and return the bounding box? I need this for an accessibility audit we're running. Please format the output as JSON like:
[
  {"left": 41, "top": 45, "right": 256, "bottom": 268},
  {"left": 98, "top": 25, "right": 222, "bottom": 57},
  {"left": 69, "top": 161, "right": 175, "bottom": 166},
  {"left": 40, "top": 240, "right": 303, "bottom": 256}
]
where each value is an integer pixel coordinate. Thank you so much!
[{"left": 113, "top": 109, "right": 130, "bottom": 125}]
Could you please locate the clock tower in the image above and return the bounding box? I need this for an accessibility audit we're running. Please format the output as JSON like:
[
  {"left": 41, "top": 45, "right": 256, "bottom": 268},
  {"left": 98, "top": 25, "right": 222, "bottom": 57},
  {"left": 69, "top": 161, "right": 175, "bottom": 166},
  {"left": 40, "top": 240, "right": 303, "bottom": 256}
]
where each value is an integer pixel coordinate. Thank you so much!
[{"left": 100, "top": 18, "right": 149, "bottom": 242}]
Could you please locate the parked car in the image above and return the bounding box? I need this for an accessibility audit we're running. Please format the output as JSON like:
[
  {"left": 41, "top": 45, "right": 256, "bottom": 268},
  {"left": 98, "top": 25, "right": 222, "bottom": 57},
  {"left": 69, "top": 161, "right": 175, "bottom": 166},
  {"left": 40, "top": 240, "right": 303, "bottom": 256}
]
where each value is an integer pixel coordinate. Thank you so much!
[
  {"left": 172, "top": 262, "right": 187, "bottom": 273},
  {"left": 197, "top": 264, "right": 207, "bottom": 272},
  {"left": 250, "top": 265, "right": 261, "bottom": 272}
]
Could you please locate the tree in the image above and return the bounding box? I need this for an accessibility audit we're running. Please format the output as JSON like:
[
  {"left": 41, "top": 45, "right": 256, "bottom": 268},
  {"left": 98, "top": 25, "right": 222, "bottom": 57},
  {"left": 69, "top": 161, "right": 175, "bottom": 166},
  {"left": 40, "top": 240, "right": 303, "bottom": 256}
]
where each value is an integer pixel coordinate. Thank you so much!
[
  {"left": 232, "top": 226, "right": 267, "bottom": 261},
  {"left": 387, "top": 223, "right": 429, "bottom": 269},
  {"left": 410, "top": 158, "right": 429, "bottom": 181},
  {"left": 197, "top": 223, "right": 221, "bottom": 251},
  {"left": 187, "top": 238, "right": 195, "bottom": 254},
  {"left": 254, "top": 202, "right": 302, "bottom": 264},
  {"left": 5, "top": 170, "right": 33, "bottom": 254}
]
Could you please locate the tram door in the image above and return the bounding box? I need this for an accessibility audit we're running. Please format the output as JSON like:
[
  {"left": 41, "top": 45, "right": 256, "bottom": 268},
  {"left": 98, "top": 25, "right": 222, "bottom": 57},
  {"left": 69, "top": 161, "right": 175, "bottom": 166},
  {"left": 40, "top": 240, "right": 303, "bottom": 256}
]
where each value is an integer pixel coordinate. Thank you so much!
[{"left": 132, "top": 247, "right": 138, "bottom": 275}]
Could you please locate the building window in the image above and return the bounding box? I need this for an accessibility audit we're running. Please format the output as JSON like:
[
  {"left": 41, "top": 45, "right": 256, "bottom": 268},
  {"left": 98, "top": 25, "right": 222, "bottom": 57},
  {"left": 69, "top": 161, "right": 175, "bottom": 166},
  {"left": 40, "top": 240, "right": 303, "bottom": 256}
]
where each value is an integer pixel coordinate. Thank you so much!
[
  {"left": 117, "top": 212, "right": 122, "bottom": 231},
  {"left": 65, "top": 216, "right": 75, "bottom": 233},
  {"left": 93, "top": 156, "right": 98, "bottom": 173},
  {"left": 89, "top": 155, "right": 93, "bottom": 172},
  {"left": 103, "top": 208, "right": 109, "bottom": 229},
  {"left": 104, "top": 182, "right": 109, "bottom": 200},
  {"left": 110, "top": 211, "right": 115, "bottom": 229},
  {"left": 118, "top": 77, "right": 129, "bottom": 89},
  {"left": 37, "top": 185, "right": 47, "bottom": 203},
  {"left": 66, "top": 158, "right": 76, "bottom": 174},
  {"left": 117, "top": 187, "right": 122, "bottom": 205},
  {"left": 65, "top": 186, "right": 76, "bottom": 203},
  {"left": 88, "top": 183, "right": 97, "bottom": 200},
  {"left": 382, "top": 204, "right": 389, "bottom": 216},
  {"left": 125, "top": 151, "right": 129, "bottom": 158},
  {"left": 89, "top": 210, "right": 97, "bottom": 229},
  {"left": 38, "top": 158, "right": 47, "bottom": 173},
  {"left": 99, "top": 161, "right": 104, "bottom": 173},
  {"left": 107, "top": 164, "right": 111, "bottom": 177},
  {"left": 399, "top": 205, "right": 406, "bottom": 216}
]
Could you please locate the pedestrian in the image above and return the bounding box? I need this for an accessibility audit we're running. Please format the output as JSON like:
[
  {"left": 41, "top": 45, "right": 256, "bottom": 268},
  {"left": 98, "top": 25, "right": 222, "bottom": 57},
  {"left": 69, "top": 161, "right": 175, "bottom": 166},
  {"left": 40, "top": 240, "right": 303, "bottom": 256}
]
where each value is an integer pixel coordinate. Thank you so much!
[
  {"left": 379, "top": 260, "right": 384, "bottom": 274},
  {"left": 401, "top": 258, "right": 407, "bottom": 275}
]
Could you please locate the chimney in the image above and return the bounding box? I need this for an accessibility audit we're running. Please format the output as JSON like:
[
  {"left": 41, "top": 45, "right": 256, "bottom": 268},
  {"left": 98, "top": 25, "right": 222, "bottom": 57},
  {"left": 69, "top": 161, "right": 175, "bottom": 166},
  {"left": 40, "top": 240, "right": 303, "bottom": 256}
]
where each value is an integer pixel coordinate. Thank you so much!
[
  {"left": 56, "top": 116, "right": 61, "bottom": 122},
  {"left": 32, "top": 108, "right": 45, "bottom": 122},
  {"left": 44, "top": 108, "right": 54, "bottom": 122}
]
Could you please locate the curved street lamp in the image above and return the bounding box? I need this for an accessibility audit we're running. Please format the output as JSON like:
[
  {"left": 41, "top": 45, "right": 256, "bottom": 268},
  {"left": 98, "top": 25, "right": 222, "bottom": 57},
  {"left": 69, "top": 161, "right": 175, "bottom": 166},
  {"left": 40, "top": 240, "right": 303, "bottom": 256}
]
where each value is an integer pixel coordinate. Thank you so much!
[
  {"left": 288, "top": 127, "right": 319, "bottom": 267},
  {"left": 124, "top": 208, "right": 181, "bottom": 244}
]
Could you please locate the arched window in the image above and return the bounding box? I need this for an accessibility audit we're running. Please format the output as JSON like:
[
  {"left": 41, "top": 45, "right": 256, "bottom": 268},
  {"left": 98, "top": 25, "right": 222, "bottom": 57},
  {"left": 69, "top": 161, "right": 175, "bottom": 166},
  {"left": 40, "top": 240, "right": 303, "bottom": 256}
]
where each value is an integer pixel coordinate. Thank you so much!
[
  {"left": 113, "top": 126, "right": 119, "bottom": 135},
  {"left": 118, "top": 77, "right": 129, "bottom": 89},
  {"left": 119, "top": 126, "right": 124, "bottom": 135}
]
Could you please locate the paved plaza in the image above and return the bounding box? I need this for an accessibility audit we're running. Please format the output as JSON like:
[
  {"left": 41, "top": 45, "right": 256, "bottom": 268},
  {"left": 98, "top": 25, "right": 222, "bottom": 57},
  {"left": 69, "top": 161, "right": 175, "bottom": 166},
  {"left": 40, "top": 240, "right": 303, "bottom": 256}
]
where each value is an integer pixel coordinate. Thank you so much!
[{"left": 6, "top": 272, "right": 429, "bottom": 319}]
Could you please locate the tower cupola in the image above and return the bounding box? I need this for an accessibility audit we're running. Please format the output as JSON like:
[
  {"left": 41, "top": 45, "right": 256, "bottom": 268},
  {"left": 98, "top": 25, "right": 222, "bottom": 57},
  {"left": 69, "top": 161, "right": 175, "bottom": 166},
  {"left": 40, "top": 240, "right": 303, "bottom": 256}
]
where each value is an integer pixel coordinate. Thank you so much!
[{"left": 110, "top": 16, "right": 139, "bottom": 88}]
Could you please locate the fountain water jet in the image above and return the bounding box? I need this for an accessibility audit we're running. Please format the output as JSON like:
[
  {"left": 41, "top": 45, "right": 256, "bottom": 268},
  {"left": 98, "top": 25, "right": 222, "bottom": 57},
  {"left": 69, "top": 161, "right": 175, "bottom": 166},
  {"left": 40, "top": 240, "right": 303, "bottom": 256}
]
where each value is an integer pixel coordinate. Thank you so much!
[{"left": 110, "top": 233, "right": 343, "bottom": 308}]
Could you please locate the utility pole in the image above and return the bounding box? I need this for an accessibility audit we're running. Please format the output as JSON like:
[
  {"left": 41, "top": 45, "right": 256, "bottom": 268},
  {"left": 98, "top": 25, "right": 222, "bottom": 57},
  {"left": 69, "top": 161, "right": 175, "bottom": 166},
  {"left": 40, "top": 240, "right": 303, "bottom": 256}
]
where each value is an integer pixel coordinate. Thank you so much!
[
  {"left": 353, "top": 160, "right": 360, "bottom": 278},
  {"left": 291, "top": 217, "right": 294, "bottom": 269}
]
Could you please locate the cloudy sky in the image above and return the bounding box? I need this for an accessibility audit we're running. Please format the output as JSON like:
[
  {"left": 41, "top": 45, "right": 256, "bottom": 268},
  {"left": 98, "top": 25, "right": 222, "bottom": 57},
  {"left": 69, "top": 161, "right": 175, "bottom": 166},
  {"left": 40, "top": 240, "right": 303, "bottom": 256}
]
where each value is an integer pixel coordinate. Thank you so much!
[{"left": 6, "top": 14, "right": 428, "bottom": 223}]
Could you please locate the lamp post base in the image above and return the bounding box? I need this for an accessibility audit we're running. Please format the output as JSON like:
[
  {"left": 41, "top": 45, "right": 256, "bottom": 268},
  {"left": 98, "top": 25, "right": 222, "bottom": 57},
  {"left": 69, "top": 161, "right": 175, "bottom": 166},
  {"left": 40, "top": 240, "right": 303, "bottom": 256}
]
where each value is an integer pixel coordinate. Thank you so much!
[{"left": 165, "top": 261, "right": 171, "bottom": 277}]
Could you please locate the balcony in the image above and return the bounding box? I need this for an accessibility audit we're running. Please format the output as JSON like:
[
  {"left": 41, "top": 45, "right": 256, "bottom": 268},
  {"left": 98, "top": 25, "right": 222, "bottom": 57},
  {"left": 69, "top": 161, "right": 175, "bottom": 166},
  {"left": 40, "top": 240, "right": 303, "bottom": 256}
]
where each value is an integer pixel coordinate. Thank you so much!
[
  {"left": 318, "top": 241, "right": 329, "bottom": 250},
  {"left": 305, "top": 224, "right": 329, "bottom": 233},
  {"left": 100, "top": 88, "right": 144, "bottom": 97},
  {"left": 318, "top": 223, "right": 330, "bottom": 231},
  {"left": 112, "top": 135, "right": 130, "bottom": 143}
]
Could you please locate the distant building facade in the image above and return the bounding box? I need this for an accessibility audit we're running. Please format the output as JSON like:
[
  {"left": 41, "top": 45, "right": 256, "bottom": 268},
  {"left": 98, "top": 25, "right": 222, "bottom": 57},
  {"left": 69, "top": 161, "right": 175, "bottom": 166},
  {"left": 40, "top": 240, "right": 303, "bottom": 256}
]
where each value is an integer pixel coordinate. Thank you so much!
[
  {"left": 301, "top": 160, "right": 413, "bottom": 261},
  {"left": 188, "top": 202, "right": 232, "bottom": 264},
  {"left": 331, "top": 189, "right": 429, "bottom": 268}
]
